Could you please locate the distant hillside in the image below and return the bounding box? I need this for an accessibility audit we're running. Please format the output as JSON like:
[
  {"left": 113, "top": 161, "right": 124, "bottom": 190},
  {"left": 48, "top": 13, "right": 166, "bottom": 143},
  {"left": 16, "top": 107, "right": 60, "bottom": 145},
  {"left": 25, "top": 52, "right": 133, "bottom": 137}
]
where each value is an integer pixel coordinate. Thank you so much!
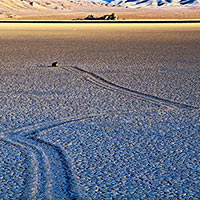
[
  {"left": 0, "top": 0, "right": 106, "bottom": 12},
  {"left": 0, "top": 0, "right": 108, "bottom": 18},
  {"left": 0, "top": 0, "right": 199, "bottom": 20}
]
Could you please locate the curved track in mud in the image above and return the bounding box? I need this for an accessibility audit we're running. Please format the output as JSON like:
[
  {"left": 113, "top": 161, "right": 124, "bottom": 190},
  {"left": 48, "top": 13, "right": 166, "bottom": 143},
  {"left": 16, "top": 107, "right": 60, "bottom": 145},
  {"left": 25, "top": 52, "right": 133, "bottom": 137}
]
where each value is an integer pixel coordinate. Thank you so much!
[
  {"left": 1, "top": 107, "right": 169, "bottom": 199},
  {"left": 0, "top": 114, "right": 111, "bottom": 199},
  {"left": 1, "top": 63, "right": 198, "bottom": 198},
  {"left": 0, "top": 133, "right": 77, "bottom": 200},
  {"left": 0, "top": 116, "right": 85, "bottom": 199},
  {"left": 61, "top": 66, "right": 199, "bottom": 111}
]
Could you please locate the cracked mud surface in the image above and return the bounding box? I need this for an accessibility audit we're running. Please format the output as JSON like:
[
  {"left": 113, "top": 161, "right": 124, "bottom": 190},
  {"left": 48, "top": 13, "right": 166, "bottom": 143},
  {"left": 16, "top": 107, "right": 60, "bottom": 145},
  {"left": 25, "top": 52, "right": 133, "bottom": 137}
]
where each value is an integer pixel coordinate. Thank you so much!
[{"left": 0, "top": 24, "right": 200, "bottom": 199}]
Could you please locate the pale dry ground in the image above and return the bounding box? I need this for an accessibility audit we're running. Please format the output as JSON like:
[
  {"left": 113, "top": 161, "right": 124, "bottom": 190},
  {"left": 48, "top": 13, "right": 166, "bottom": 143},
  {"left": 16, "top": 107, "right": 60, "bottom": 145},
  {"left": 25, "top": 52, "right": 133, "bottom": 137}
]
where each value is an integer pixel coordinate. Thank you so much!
[
  {"left": 0, "top": 7, "right": 200, "bottom": 20},
  {"left": 1, "top": 9, "right": 200, "bottom": 20},
  {"left": 0, "top": 22, "right": 200, "bottom": 31},
  {"left": 0, "top": 24, "right": 200, "bottom": 199}
]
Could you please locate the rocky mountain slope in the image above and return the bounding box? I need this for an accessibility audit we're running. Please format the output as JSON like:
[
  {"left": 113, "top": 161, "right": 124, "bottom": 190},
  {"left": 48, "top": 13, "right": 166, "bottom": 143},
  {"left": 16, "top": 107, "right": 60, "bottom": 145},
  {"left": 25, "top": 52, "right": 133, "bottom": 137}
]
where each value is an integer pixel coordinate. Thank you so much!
[{"left": 109, "top": 0, "right": 199, "bottom": 8}]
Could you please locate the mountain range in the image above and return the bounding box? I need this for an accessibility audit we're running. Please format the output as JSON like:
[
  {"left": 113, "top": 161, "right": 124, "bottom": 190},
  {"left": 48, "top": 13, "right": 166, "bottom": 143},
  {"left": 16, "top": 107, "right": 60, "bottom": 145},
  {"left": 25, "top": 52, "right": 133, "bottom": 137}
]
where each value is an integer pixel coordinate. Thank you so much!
[
  {"left": 0, "top": 0, "right": 199, "bottom": 19},
  {"left": 109, "top": 0, "right": 199, "bottom": 8}
]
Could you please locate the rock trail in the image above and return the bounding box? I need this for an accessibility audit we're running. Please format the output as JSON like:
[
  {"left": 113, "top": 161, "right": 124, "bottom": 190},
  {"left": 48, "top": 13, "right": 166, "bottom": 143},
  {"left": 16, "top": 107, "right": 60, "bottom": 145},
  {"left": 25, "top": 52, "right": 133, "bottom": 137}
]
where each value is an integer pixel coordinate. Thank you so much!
[
  {"left": 0, "top": 124, "right": 78, "bottom": 199},
  {"left": 1, "top": 107, "right": 171, "bottom": 198},
  {"left": 61, "top": 65, "right": 199, "bottom": 111}
]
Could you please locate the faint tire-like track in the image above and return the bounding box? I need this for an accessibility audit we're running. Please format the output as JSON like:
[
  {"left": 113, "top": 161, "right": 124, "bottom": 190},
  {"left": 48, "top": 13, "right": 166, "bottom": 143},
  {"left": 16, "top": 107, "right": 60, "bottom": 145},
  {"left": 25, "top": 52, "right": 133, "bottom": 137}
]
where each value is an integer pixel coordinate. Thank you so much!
[
  {"left": 61, "top": 66, "right": 199, "bottom": 110},
  {"left": 0, "top": 133, "right": 77, "bottom": 200},
  {"left": 2, "top": 115, "right": 111, "bottom": 199},
  {"left": 1, "top": 115, "right": 99, "bottom": 199},
  {"left": 0, "top": 116, "right": 82, "bottom": 200},
  {"left": 0, "top": 108, "right": 170, "bottom": 199},
  {"left": 2, "top": 62, "right": 198, "bottom": 198}
]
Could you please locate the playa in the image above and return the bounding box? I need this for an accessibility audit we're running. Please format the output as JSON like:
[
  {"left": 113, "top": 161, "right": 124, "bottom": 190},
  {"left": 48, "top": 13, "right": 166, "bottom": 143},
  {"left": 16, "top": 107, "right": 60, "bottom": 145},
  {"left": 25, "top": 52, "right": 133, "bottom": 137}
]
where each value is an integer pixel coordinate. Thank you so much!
[{"left": 0, "top": 23, "right": 200, "bottom": 199}]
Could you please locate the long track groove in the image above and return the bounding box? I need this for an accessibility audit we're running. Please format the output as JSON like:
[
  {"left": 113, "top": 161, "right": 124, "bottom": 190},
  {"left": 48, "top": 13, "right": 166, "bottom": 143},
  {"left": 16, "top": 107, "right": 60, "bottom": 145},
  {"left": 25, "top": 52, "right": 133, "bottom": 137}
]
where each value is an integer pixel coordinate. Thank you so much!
[
  {"left": 2, "top": 62, "right": 199, "bottom": 198},
  {"left": 0, "top": 108, "right": 169, "bottom": 199},
  {"left": 61, "top": 65, "right": 199, "bottom": 110}
]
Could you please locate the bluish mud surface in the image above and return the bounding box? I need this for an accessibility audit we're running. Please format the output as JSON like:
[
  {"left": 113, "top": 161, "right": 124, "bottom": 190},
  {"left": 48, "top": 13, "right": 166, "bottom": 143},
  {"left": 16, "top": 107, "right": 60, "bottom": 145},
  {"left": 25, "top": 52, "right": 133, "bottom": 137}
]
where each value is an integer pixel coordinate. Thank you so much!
[
  {"left": 0, "top": 140, "right": 26, "bottom": 199},
  {"left": 0, "top": 26, "right": 200, "bottom": 199}
]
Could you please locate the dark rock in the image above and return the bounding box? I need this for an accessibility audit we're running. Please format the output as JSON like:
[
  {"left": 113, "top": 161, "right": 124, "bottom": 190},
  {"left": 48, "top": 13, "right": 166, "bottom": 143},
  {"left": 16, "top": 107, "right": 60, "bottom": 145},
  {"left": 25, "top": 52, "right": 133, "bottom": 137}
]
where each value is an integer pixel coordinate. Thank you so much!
[
  {"left": 84, "top": 13, "right": 118, "bottom": 20},
  {"left": 85, "top": 14, "right": 96, "bottom": 20},
  {"left": 52, "top": 62, "right": 58, "bottom": 67},
  {"left": 111, "top": 13, "right": 118, "bottom": 20}
]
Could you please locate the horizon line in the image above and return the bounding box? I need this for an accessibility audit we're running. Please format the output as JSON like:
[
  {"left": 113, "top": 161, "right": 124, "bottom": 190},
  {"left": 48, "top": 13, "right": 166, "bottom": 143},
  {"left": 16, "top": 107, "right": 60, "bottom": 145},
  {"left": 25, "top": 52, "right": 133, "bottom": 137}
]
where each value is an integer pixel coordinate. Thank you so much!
[{"left": 0, "top": 20, "right": 200, "bottom": 23}]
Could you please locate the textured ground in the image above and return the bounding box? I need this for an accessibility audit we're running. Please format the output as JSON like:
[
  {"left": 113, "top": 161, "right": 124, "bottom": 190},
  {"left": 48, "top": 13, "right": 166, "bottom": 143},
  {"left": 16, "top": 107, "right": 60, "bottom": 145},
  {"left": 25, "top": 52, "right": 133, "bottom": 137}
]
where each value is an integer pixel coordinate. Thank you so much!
[{"left": 0, "top": 24, "right": 200, "bottom": 199}]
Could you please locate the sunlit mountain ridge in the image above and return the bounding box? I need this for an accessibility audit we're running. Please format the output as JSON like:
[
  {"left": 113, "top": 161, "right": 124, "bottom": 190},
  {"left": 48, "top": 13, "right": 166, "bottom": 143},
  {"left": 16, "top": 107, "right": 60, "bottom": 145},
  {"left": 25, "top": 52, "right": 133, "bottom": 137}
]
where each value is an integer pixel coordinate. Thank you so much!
[
  {"left": 0, "top": 0, "right": 199, "bottom": 19},
  {"left": 109, "top": 0, "right": 199, "bottom": 8}
]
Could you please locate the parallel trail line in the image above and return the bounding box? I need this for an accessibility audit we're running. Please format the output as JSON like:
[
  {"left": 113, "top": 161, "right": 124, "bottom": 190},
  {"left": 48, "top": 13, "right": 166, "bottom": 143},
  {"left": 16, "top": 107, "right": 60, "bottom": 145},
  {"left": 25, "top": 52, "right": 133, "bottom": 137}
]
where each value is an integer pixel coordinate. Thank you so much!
[
  {"left": 61, "top": 65, "right": 199, "bottom": 111},
  {"left": 0, "top": 132, "right": 77, "bottom": 199},
  {"left": 1, "top": 108, "right": 168, "bottom": 198}
]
